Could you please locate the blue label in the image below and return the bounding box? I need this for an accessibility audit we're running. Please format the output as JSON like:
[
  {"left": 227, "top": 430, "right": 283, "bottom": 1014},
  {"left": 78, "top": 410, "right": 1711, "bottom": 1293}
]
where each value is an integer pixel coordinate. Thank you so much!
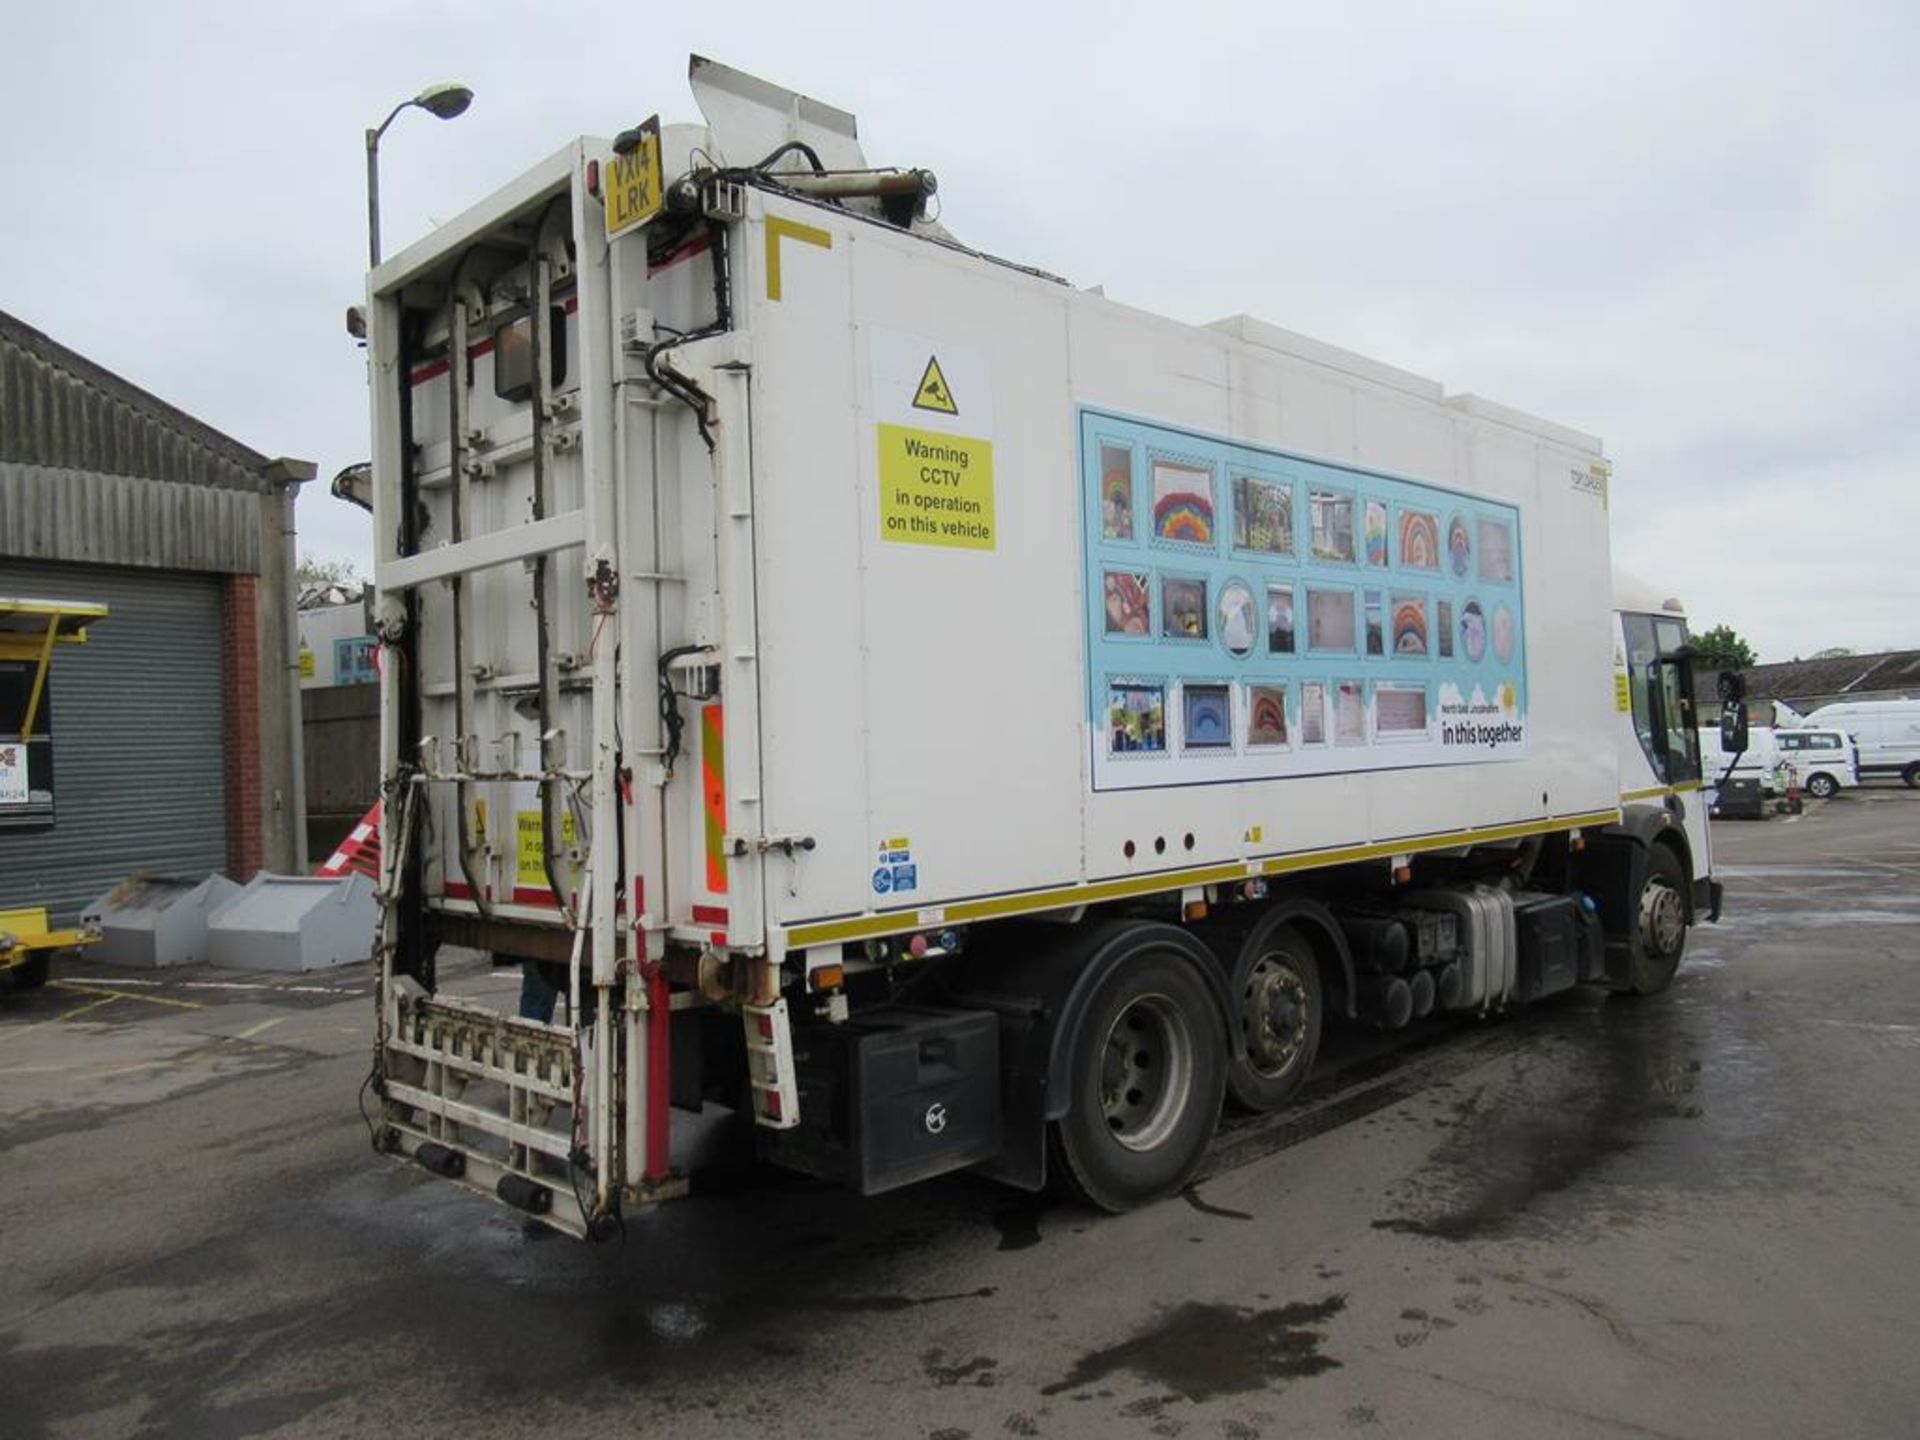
[
  {"left": 891, "top": 863, "right": 918, "bottom": 892},
  {"left": 872, "top": 867, "right": 893, "bottom": 894}
]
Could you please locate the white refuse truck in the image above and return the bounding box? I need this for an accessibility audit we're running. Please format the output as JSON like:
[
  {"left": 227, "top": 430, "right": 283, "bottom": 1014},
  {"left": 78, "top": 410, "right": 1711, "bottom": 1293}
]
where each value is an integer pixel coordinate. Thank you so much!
[{"left": 364, "top": 57, "right": 1721, "bottom": 1237}]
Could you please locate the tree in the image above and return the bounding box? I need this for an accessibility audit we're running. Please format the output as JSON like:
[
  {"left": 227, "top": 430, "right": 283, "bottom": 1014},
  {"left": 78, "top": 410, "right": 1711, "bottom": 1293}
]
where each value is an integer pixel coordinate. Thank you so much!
[
  {"left": 296, "top": 555, "right": 364, "bottom": 607},
  {"left": 1692, "top": 624, "right": 1757, "bottom": 670},
  {"left": 1810, "top": 646, "right": 1855, "bottom": 659}
]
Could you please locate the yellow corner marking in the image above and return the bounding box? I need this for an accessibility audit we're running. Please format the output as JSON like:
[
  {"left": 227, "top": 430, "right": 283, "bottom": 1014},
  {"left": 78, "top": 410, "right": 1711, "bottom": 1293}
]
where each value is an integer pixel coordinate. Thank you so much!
[
  {"left": 765, "top": 215, "right": 833, "bottom": 301},
  {"left": 784, "top": 808, "right": 1624, "bottom": 949},
  {"left": 0, "top": 991, "right": 121, "bottom": 1044},
  {"left": 912, "top": 355, "right": 958, "bottom": 415},
  {"left": 50, "top": 980, "right": 204, "bottom": 1011}
]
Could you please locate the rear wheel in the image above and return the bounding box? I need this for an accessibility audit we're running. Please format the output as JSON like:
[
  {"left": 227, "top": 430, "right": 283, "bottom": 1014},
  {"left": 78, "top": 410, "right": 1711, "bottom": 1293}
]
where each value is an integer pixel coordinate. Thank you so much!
[
  {"left": 1903, "top": 763, "right": 1920, "bottom": 790},
  {"left": 1048, "top": 941, "right": 1226, "bottom": 1212},
  {"left": 1805, "top": 772, "right": 1837, "bottom": 799},
  {"left": 1226, "top": 920, "right": 1323, "bottom": 1113},
  {"left": 1625, "top": 844, "right": 1688, "bottom": 996}
]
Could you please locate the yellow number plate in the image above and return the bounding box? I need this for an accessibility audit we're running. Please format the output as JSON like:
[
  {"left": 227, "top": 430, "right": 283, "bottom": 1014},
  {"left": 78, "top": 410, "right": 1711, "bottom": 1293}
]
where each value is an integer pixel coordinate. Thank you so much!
[{"left": 604, "top": 115, "right": 663, "bottom": 239}]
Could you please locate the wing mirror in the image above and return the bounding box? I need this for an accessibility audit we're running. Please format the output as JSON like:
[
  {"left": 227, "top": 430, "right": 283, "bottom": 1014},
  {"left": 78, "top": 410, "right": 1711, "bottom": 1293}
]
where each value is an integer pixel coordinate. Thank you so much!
[{"left": 1717, "top": 670, "right": 1749, "bottom": 752}]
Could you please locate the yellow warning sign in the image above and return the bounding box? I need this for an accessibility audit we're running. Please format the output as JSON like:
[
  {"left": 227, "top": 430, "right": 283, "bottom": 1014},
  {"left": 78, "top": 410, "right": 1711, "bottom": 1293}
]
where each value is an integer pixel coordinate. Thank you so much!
[
  {"left": 912, "top": 355, "right": 958, "bottom": 416},
  {"left": 878, "top": 423, "right": 994, "bottom": 550},
  {"left": 1614, "top": 672, "right": 1632, "bottom": 712},
  {"left": 515, "top": 808, "right": 577, "bottom": 889}
]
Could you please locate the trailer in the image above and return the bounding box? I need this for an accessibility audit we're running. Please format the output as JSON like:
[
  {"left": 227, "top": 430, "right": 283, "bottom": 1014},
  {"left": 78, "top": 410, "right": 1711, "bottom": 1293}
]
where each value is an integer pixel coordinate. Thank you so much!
[
  {"left": 1, "top": 598, "right": 109, "bottom": 990},
  {"left": 364, "top": 57, "right": 1719, "bottom": 1238}
]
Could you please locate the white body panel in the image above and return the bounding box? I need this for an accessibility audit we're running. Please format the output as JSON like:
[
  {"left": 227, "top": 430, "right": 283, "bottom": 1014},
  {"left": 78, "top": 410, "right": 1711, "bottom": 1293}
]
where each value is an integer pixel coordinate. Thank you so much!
[{"left": 739, "top": 192, "right": 1619, "bottom": 951}]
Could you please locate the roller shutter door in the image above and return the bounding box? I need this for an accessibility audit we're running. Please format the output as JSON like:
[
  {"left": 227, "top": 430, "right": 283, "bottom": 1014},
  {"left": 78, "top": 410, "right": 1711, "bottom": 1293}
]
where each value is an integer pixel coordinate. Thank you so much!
[{"left": 0, "top": 559, "right": 226, "bottom": 924}]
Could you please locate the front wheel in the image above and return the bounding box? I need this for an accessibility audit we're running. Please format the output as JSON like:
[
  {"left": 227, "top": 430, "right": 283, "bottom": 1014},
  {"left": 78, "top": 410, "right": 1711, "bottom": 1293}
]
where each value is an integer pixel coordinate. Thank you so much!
[
  {"left": 1048, "top": 941, "right": 1226, "bottom": 1212},
  {"left": 1805, "top": 772, "right": 1838, "bottom": 799},
  {"left": 4, "top": 951, "right": 51, "bottom": 991},
  {"left": 1625, "top": 844, "right": 1688, "bottom": 996}
]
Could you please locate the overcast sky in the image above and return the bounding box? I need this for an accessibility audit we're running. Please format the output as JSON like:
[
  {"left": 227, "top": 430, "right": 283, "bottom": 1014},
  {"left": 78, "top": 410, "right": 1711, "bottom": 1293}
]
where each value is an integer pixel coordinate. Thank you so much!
[{"left": 4, "top": 2, "right": 1913, "bottom": 661}]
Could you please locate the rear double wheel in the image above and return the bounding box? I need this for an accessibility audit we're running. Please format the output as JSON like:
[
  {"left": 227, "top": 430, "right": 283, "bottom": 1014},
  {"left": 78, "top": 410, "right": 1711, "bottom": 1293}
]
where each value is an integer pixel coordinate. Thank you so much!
[
  {"left": 1226, "top": 918, "right": 1323, "bottom": 1113},
  {"left": 1048, "top": 937, "right": 1227, "bottom": 1212}
]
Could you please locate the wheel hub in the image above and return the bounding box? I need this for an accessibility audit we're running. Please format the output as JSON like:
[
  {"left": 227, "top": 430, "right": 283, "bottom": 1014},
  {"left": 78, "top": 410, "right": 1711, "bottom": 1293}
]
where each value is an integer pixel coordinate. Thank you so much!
[
  {"left": 1100, "top": 994, "right": 1194, "bottom": 1153},
  {"left": 1242, "top": 955, "right": 1308, "bottom": 1078},
  {"left": 1641, "top": 879, "right": 1685, "bottom": 955}
]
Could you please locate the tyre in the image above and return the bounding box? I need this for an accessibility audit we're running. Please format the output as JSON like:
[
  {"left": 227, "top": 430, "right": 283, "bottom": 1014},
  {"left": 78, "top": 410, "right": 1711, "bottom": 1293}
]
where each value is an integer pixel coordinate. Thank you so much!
[
  {"left": 1625, "top": 843, "right": 1688, "bottom": 996},
  {"left": 1225, "top": 920, "right": 1323, "bottom": 1113},
  {"left": 1805, "top": 772, "right": 1837, "bottom": 799},
  {"left": 1903, "top": 763, "right": 1920, "bottom": 790},
  {"left": 5, "top": 951, "right": 51, "bottom": 991},
  {"left": 1048, "top": 938, "right": 1227, "bottom": 1212}
]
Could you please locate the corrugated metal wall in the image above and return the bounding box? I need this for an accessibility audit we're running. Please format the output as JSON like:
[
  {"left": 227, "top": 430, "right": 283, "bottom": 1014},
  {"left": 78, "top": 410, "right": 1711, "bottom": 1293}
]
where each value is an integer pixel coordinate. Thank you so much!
[
  {"left": 0, "top": 462, "right": 262, "bottom": 573},
  {"left": 0, "top": 560, "right": 226, "bottom": 924},
  {"left": 0, "top": 312, "right": 268, "bottom": 493}
]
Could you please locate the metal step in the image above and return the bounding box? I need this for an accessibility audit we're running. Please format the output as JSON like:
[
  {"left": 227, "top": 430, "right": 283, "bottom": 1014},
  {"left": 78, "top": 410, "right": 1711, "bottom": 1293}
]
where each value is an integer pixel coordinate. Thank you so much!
[{"left": 379, "top": 985, "right": 593, "bottom": 1237}]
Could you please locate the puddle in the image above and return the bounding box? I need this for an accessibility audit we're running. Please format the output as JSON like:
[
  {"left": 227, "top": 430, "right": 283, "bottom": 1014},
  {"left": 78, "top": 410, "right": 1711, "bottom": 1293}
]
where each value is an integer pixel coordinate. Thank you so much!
[
  {"left": 1041, "top": 1296, "right": 1345, "bottom": 1401},
  {"left": 1371, "top": 988, "right": 1792, "bottom": 1240}
]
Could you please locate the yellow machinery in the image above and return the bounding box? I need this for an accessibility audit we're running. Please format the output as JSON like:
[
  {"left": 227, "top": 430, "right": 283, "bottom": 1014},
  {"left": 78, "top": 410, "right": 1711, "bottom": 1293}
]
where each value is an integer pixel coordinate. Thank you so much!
[{"left": 1, "top": 598, "right": 108, "bottom": 991}]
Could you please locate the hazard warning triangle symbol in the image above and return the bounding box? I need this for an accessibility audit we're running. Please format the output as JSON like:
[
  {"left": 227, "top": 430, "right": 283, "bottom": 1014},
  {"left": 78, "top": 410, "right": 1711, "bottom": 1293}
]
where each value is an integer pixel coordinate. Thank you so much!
[{"left": 912, "top": 355, "right": 959, "bottom": 415}]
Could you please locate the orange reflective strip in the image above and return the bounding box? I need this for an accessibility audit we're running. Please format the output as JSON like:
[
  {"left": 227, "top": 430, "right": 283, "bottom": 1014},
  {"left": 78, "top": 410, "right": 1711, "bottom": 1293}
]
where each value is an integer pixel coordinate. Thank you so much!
[{"left": 702, "top": 704, "right": 727, "bottom": 893}]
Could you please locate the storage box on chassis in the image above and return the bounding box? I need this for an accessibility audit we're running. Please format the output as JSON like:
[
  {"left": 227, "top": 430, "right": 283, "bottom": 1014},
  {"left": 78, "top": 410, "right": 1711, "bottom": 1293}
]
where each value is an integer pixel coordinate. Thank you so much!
[{"left": 759, "top": 1007, "right": 1002, "bottom": 1194}]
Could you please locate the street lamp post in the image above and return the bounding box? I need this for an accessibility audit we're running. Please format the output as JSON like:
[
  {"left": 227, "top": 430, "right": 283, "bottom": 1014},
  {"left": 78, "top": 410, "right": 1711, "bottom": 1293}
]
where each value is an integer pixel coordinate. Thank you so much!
[{"left": 365, "top": 82, "right": 474, "bottom": 269}]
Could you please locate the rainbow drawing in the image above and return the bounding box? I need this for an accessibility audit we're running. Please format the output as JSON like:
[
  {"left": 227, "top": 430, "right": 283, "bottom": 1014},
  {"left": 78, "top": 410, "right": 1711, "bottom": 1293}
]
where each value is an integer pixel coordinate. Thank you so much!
[
  {"left": 1154, "top": 493, "right": 1214, "bottom": 544},
  {"left": 1249, "top": 688, "right": 1288, "bottom": 744},
  {"left": 1448, "top": 516, "right": 1472, "bottom": 577},
  {"left": 1392, "top": 598, "right": 1428, "bottom": 655},
  {"left": 1399, "top": 510, "right": 1439, "bottom": 569}
]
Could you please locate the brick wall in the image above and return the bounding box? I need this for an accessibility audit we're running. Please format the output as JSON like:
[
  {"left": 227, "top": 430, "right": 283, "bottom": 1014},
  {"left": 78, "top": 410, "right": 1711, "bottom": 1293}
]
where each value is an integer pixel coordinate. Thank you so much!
[{"left": 220, "top": 574, "right": 263, "bottom": 880}]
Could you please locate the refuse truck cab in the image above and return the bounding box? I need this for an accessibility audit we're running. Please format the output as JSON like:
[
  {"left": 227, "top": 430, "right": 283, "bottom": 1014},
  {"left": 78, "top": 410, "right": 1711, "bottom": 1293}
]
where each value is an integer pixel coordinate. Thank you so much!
[{"left": 363, "top": 57, "right": 1721, "bottom": 1238}]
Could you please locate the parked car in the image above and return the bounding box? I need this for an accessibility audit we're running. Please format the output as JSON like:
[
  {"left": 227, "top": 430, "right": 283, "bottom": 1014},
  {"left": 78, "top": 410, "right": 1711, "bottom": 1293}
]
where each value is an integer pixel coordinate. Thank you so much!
[
  {"left": 1774, "top": 727, "right": 1859, "bottom": 798},
  {"left": 1798, "top": 701, "right": 1920, "bottom": 788}
]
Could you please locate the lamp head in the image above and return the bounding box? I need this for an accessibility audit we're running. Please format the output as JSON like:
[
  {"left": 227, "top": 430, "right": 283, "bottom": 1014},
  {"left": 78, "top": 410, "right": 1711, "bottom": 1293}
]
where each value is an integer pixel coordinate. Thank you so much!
[{"left": 414, "top": 83, "right": 473, "bottom": 120}]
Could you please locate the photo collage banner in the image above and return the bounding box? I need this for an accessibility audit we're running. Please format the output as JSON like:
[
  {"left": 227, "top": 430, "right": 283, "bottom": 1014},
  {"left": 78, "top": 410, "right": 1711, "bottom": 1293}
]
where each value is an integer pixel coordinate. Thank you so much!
[{"left": 1079, "top": 408, "right": 1528, "bottom": 792}]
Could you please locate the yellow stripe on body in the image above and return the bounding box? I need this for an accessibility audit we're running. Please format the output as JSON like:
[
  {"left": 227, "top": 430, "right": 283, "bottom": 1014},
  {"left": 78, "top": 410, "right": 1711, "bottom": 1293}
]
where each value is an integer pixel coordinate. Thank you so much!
[
  {"left": 1620, "top": 781, "right": 1704, "bottom": 802},
  {"left": 783, "top": 807, "right": 1622, "bottom": 949}
]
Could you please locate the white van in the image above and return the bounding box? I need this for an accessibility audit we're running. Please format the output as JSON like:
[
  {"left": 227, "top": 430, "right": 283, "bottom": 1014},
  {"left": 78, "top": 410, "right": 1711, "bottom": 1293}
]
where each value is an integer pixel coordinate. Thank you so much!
[
  {"left": 1800, "top": 701, "right": 1920, "bottom": 788},
  {"left": 1773, "top": 728, "right": 1860, "bottom": 798}
]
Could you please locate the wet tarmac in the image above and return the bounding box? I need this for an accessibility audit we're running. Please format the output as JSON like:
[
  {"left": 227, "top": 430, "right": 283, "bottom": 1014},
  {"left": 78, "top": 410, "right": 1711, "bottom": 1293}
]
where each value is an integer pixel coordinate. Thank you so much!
[{"left": 2, "top": 787, "right": 1917, "bottom": 1437}]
